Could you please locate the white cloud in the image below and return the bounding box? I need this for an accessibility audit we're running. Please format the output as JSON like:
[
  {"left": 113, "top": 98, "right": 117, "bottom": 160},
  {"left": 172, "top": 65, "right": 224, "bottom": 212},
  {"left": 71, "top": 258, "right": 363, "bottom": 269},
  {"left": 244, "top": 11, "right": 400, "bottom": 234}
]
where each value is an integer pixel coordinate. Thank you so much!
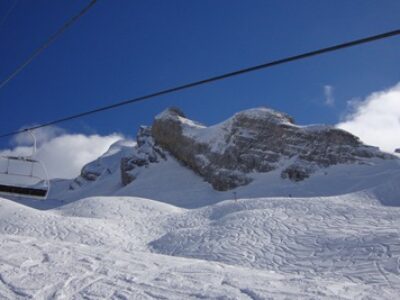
[
  {"left": 11, "top": 126, "right": 66, "bottom": 147},
  {"left": 337, "top": 82, "right": 400, "bottom": 153},
  {"left": 324, "top": 85, "right": 335, "bottom": 107},
  {"left": 0, "top": 127, "right": 123, "bottom": 179}
]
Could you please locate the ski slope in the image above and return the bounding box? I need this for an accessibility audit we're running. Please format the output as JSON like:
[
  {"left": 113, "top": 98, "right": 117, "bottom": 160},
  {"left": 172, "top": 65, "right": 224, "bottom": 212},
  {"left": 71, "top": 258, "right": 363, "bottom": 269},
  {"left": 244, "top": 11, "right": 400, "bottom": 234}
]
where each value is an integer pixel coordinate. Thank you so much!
[{"left": 1, "top": 189, "right": 400, "bottom": 299}]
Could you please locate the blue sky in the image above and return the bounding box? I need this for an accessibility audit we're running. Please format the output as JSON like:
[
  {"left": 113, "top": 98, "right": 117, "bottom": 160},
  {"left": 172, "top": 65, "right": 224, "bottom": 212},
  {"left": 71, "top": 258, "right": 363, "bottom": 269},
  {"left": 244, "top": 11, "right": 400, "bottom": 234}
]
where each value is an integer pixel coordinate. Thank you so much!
[{"left": 0, "top": 0, "right": 399, "bottom": 149}]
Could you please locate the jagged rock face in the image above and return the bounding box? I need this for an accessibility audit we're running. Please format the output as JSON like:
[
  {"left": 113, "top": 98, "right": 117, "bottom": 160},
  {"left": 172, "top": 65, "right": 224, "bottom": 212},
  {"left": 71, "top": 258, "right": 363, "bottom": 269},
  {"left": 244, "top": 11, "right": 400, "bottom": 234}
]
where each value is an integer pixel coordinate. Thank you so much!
[
  {"left": 120, "top": 126, "right": 166, "bottom": 186},
  {"left": 151, "top": 107, "right": 393, "bottom": 190},
  {"left": 71, "top": 127, "right": 167, "bottom": 191}
]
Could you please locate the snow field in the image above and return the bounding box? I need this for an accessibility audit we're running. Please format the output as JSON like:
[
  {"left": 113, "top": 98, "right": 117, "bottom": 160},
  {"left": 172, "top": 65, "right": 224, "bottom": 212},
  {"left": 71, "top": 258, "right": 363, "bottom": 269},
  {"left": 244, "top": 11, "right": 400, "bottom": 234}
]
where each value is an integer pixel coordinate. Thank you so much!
[
  {"left": 1, "top": 192, "right": 400, "bottom": 298},
  {"left": 1, "top": 234, "right": 382, "bottom": 299}
]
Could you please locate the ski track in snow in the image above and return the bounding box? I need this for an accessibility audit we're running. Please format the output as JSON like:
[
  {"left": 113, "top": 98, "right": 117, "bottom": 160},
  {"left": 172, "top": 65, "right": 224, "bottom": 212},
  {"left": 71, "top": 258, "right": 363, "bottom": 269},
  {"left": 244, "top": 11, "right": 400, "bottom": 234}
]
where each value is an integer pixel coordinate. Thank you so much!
[
  {"left": 0, "top": 193, "right": 400, "bottom": 299},
  {"left": 152, "top": 196, "right": 400, "bottom": 287}
]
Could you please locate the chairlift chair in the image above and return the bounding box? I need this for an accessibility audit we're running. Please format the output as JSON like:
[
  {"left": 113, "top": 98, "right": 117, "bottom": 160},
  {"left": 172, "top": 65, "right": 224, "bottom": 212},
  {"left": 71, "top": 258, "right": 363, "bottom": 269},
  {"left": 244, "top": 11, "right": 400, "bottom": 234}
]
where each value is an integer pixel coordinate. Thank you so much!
[{"left": 0, "top": 130, "right": 49, "bottom": 199}]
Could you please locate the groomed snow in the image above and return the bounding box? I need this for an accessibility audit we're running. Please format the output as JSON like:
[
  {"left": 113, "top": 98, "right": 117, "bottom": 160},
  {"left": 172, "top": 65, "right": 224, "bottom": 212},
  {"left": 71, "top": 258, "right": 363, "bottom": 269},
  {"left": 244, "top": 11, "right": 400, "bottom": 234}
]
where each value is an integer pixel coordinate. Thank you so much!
[
  {"left": 1, "top": 187, "right": 400, "bottom": 298},
  {"left": 2, "top": 235, "right": 384, "bottom": 299}
]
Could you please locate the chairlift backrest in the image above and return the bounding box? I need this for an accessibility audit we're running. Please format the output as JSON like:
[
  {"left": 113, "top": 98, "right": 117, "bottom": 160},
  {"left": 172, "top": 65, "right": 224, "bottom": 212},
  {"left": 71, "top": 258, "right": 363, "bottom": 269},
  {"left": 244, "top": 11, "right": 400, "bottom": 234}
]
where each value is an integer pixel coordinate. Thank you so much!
[{"left": 0, "top": 131, "right": 50, "bottom": 200}]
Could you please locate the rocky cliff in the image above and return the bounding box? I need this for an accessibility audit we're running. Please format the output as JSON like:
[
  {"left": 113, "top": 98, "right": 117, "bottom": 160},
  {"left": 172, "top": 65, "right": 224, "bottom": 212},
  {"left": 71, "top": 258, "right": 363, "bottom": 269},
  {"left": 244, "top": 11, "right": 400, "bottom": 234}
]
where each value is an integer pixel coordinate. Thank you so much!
[
  {"left": 72, "top": 107, "right": 394, "bottom": 192},
  {"left": 120, "top": 126, "right": 166, "bottom": 186},
  {"left": 147, "top": 107, "right": 393, "bottom": 190}
]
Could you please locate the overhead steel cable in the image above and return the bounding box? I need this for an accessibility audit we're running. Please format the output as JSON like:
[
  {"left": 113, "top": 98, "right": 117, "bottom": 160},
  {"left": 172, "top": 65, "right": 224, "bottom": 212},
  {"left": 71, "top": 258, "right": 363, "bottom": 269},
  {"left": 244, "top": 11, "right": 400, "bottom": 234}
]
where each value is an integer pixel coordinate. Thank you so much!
[
  {"left": 0, "top": 0, "right": 19, "bottom": 31},
  {"left": 1, "top": 28, "right": 399, "bottom": 139},
  {"left": 0, "top": 0, "right": 98, "bottom": 90}
]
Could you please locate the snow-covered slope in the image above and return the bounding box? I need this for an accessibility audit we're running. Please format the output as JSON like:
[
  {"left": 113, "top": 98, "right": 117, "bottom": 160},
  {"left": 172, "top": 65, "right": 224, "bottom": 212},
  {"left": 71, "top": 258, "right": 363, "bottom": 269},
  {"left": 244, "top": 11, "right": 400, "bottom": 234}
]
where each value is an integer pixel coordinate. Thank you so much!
[
  {"left": 1, "top": 107, "right": 400, "bottom": 298},
  {"left": 38, "top": 106, "right": 398, "bottom": 210},
  {"left": 47, "top": 145, "right": 400, "bottom": 209},
  {"left": 1, "top": 192, "right": 400, "bottom": 298},
  {"left": 3, "top": 234, "right": 382, "bottom": 299}
]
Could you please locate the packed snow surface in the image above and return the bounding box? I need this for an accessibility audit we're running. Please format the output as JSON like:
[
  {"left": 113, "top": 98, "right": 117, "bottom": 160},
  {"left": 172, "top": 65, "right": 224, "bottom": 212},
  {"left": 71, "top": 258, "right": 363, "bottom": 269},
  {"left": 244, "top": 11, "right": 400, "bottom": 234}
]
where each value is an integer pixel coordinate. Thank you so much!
[{"left": 1, "top": 187, "right": 400, "bottom": 298}]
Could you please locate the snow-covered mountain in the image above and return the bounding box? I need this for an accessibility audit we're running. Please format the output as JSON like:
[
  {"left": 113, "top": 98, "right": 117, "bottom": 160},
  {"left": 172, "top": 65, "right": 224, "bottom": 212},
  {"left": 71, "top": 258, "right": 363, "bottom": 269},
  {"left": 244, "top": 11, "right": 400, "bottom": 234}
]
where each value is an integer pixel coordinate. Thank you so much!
[
  {"left": 47, "top": 106, "right": 399, "bottom": 208},
  {"left": 1, "top": 107, "right": 400, "bottom": 299},
  {"left": 151, "top": 107, "right": 393, "bottom": 189}
]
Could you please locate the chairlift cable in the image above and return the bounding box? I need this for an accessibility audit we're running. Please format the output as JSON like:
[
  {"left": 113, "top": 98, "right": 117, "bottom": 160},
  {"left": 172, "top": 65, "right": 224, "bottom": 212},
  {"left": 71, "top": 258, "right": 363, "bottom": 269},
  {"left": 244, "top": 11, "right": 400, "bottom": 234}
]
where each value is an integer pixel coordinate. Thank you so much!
[
  {"left": 0, "top": 0, "right": 98, "bottom": 91},
  {"left": 0, "top": 0, "right": 19, "bottom": 30},
  {"left": 0, "top": 28, "right": 399, "bottom": 139}
]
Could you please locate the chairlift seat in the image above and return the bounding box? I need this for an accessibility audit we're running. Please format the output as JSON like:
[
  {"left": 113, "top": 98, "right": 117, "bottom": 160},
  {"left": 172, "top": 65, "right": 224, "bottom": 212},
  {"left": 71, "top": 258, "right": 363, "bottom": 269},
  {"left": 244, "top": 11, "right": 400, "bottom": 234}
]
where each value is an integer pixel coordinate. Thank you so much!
[
  {"left": 6, "top": 156, "right": 37, "bottom": 163},
  {"left": 0, "top": 156, "right": 49, "bottom": 200},
  {"left": 0, "top": 131, "right": 50, "bottom": 200},
  {"left": 0, "top": 183, "right": 48, "bottom": 198}
]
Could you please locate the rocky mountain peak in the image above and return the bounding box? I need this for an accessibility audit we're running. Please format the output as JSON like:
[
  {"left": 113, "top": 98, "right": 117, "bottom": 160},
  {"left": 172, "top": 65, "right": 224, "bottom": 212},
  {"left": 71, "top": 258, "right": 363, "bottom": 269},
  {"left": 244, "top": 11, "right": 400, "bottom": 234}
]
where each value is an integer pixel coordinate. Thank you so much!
[
  {"left": 70, "top": 106, "right": 395, "bottom": 193},
  {"left": 150, "top": 106, "right": 394, "bottom": 190},
  {"left": 231, "top": 107, "right": 295, "bottom": 125},
  {"left": 155, "top": 106, "right": 186, "bottom": 119}
]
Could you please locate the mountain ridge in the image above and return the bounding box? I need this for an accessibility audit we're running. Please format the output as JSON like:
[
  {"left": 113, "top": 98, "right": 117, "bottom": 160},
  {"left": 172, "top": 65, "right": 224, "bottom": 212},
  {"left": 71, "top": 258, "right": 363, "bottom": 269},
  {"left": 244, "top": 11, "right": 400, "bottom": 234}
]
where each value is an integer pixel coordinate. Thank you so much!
[
  {"left": 45, "top": 106, "right": 399, "bottom": 209},
  {"left": 150, "top": 106, "right": 394, "bottom": 189}
]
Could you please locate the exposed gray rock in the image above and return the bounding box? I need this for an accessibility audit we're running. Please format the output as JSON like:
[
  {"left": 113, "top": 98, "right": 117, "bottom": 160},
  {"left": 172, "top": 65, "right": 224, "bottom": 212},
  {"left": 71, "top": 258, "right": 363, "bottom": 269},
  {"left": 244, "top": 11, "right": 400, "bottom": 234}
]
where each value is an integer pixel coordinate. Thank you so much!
[
  {"left": 150, "top": 107, "right": 394, "bottom": 190},
  {"left": 120, "top": 126, "right": 166, "bottom": 186},
  {"left": 81, "top": 168, "right": 101, "bottom": 182},
  {"left": 281, "top": 164, "right": 312, "bottom": 182}
]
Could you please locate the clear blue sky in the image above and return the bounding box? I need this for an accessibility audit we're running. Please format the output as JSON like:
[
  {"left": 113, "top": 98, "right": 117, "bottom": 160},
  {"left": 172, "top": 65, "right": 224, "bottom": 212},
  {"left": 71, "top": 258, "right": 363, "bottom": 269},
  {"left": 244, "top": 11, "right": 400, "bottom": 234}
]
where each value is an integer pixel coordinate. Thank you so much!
[{"left": 0, "top": 0, "right": 399, "bottom": 147}]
